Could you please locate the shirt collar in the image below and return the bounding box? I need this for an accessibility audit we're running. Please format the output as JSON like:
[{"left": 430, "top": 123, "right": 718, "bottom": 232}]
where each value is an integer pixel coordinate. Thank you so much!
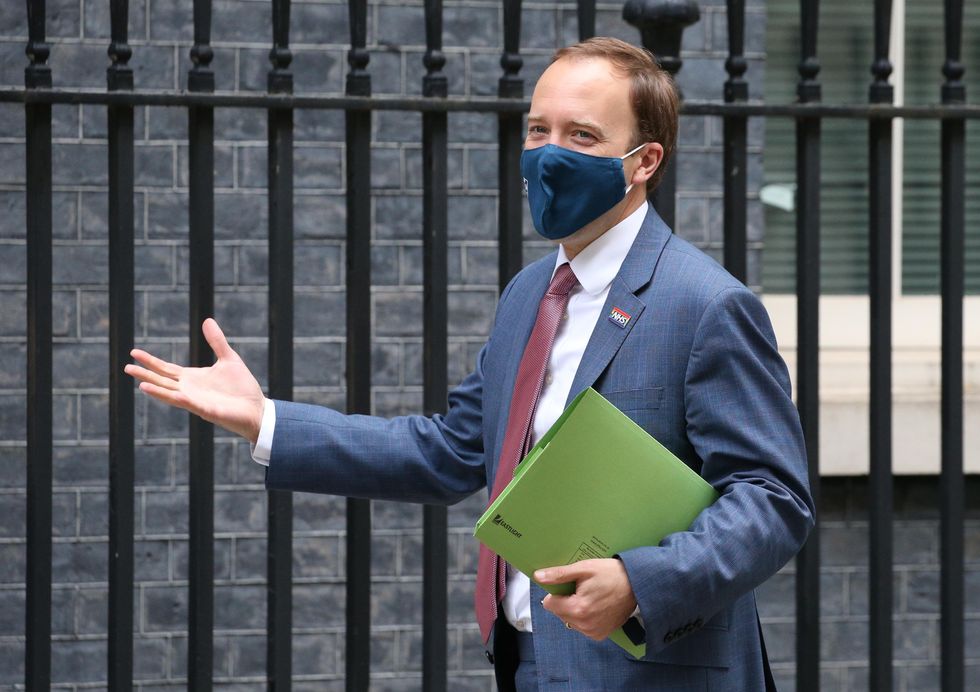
[{"left": 553, "top": 202, "right": 648, "bottom": 297}]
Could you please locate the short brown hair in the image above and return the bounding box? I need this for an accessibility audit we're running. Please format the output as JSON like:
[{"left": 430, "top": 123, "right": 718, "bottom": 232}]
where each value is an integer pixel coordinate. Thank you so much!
[{"left": 552, "top": 37, "right": 679, "bottom": 192}]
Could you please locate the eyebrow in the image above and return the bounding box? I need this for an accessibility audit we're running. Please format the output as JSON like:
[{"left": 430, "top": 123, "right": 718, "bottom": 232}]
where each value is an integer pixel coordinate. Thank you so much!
[{"left": 526, "top": 115, "right": 607, "bottom": 138}]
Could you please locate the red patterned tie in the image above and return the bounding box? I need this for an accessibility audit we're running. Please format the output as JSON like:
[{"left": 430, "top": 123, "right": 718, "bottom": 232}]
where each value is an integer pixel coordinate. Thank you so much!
[{"left": 475, "top": 263, "right": 578, "bottom": 645}]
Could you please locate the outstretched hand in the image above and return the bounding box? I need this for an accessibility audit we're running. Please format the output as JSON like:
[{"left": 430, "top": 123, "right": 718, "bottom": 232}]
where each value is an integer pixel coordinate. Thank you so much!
[{"left": 124, "top": 318, "right": 266, "bottom": 443}]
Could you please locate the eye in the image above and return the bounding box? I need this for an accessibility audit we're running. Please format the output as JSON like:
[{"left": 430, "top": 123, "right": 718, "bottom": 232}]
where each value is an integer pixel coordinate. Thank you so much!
[
  {"left": 527, "top": 124, "right": 548, "bottom": 136},
  {"left": 572, "top": 130, "right": 596, "bottom": 142}
]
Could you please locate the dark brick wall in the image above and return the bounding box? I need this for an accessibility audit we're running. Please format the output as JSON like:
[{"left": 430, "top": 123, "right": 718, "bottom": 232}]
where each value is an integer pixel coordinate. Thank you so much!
[{"left": 3, "top": 0, "right": 977, "bottom": 691}]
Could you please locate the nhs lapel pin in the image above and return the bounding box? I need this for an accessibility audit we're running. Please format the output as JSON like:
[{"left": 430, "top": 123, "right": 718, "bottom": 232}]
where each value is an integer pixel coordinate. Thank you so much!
[{"left": 608, "top": 306, "right": 631, "bottom": 329}]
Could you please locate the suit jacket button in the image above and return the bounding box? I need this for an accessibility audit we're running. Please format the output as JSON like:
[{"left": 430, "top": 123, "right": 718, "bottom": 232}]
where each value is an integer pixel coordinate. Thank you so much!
[
  {"left": 663, "top": 631, "right": 674, "bottom": 644},
  {"left": 485, "top": 651, "right": 495, "bottom": 665}
]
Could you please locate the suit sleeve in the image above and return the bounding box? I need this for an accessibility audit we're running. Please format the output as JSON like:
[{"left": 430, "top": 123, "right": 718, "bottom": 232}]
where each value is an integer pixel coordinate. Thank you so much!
[
  {"left": 617, "top": 286, "right": 814, "bottom": 655},
  {"left": 264, "top": 342, "right": 489, "bottom": 505}
]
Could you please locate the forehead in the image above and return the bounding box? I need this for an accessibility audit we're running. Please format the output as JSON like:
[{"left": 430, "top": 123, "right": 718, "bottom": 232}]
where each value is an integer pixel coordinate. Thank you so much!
[{"left": 528, "top": 57, "right": 635, "bottom": 132}]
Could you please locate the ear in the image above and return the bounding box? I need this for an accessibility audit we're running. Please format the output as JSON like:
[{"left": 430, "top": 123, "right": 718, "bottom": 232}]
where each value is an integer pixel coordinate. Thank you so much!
[{"left": 627, "top": 142, "right": 664, "bottom": 187}]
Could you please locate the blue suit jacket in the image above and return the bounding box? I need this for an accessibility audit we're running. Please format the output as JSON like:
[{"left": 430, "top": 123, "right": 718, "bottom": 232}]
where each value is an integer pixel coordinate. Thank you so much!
[{"left": 266, "top": 208, "right": 814, "bottom": 691}]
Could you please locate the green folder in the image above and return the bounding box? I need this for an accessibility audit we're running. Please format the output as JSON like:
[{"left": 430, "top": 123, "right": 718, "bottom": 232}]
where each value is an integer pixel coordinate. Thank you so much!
[{"left": 474, "top": 387, "right": 719, "bottom": 659}]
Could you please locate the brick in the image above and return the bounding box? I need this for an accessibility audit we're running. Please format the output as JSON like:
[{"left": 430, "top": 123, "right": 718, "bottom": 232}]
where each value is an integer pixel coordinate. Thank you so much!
[
  {"left": 292, "top": 3, "right": 350, "bottom": 45},
  {"left": 79, "top": 490, "right": 109, "bottom": 536},
  {"left": 214, "top": 489, "right": 265, "bottom": 533},
  {"left": 294, "top": 242, "right": 343, "bottom": 286},
  {"left": 448, "top": 290, "right": 496, "bottom": 336},
  {"left": 375, "top": 195, "right": 422, "bottom": 240},
  {"left": 0, "top": 447, "right": 26, "bottom": 488},
  {"left": 292, "top": 583, "right": 346, "bottom": 627},
  {"left": 448, "top": 575, "right": 475, "bottom": 624},
  {"left": 893, "top": 616, "right": 935, "bottom": 662},
  {"left": 374, "top": 290, "right": 422, "bottom": 337},
  {"left": 376, "top": 5, "right": 426, "bottom": 48},
  {"left": 0, "top": 290, "right": 25, "bottom": 336},
  {"left": 146, "top": 192, "right": 189, "bottom": 239},
  {"left": 173, "top": 536, "right": 232, "bottom": 580},
  {"left": 52, "top": 490, "right": 77, "bottom": 536},
  {"left": 175, "top": 243, "right": 236, "bottom": 286},
  {"left": 143, "top": 585, "right": 187, "bottom": 632},
  {"left": 0, "top": 143, "right": 26, "bottom": 185},
  {"left": 376, "top": 111, "right": 423, "bottom": 145},
  {"left": 895, "top": 523, "right": 939, "bottom": 565},
  {"left": 369, "top": 49, "right": 404, "bottom": 95},
  {"left": 214, "top": 290, "right": 268, "bottom": 337},
  {"left": 76, "top": 586, "right": 108, "bottom": 634},
  {"left": 293, "top": 632, "right": 341, "bottom": 676},
  {"left": 294, "top": 109, "right": 345, "bottom": 142},
  {"left": 373, "top": 388, "right": 422, "bottom": 417},
  {"left": 215, "top": 584, "right": 266, "bottom": 629},
  {"left": 371, "top": 628, "right": 398, "bottom": 672},
  {"left": 372, "top": 147, "right": 402, "bottom": 189},
  {"left": 294, "top": 290, "right": 345, "bottom": 337},
  {"left": 371, "top": 579, "right": 423, "bottom": 625},
  {"left": 53, "top": 445, "right": 108, "bottom": 487},
  {"left": 0, "top": 588, "right": 24, "bottom": 635},
  {"left": 83, "top": 0, "right": 148, "bottom": 41},
  {"left": 292, "top": 492, "right": 346, "bottom": 532},
  {"left": 404, "top": 145, "right": 465, "bottom": 190},
  {"left": 293, "top": 535, "right": 341, "bottom": 578},
  {"left": 135, "top": 443, "right": 173, "bottom": 486},
  {"left": 135, "top": 636, "right": 170, "bottom": 681},
  {"left": 295, "top": 194, "right": 346, "bottom": 239},
  {"left": 212, "top": 0, "right": 271, "bottom": 43},
  {"left": 0, "top": 543, "right": 25, "bottom": 582},
  {"left": 144, "top": 489, "right": 189, "bottom": 535},
  {"left": 214, "top": 107, "right": 267, "bottom": 142},
  {"left": 177, "top": 143, "right": 235, "bottom": 189},
  {"left": 133, "top": 538, "right": 171, "bottom": 581},
  {"left": 371, "top": 341, "right": 402, "bottom": 386},
  {"left": 447, "top": 195, "right": 496, "bottom": 240},
  {"left": 52, "top": 540, "right": 106, "bottom": 583},
  {"left": 52, "top": 639, "right": 107, "bottom": 683},
  {"left": 396, "top": 244, "right": 422, "bottom": 284},
  {"left": 53, "top": 242, "right": 109, "bottom": 285}
]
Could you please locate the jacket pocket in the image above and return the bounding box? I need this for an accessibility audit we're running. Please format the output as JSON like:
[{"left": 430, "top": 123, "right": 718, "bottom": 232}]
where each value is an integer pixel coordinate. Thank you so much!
[{"left": 603, "top": 386, "right": 665, "bottom": 412}]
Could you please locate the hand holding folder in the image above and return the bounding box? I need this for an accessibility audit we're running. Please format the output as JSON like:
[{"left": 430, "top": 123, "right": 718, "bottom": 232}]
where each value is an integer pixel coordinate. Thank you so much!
[{"left": 473, "top": 387, "right": 719, "bottom": 658}]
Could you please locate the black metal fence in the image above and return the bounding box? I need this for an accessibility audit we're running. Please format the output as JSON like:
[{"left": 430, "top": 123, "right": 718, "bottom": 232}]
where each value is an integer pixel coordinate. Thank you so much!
[{"left": 1, "top": 0, "right": 975, "bottom": 690}]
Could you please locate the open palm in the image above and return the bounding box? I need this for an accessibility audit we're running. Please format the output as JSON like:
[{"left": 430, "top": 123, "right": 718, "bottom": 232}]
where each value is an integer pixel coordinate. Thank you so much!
[{"left": 124, "top": 318, "right": 266, "bottom": 442}]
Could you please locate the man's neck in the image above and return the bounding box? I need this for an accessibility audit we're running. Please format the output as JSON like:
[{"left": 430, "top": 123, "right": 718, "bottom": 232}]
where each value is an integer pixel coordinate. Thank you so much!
[{"left": 560, "top": 190, "right": 648, "bottom": 260}]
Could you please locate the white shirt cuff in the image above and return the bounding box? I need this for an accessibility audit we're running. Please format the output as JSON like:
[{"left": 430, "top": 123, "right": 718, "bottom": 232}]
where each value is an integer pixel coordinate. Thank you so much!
[{"left": 250, "top": 398, "right": 276, "bottom": 466}]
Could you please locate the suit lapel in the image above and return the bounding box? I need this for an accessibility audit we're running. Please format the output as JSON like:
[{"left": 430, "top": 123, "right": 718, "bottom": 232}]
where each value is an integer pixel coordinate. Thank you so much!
[{"left": 566, "top": 207, "right": 673, "bottom": 404}]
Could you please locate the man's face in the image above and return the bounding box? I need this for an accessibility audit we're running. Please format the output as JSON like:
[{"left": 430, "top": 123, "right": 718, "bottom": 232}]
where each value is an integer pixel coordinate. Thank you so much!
[{"left": 525, "top": 57, "right": 638, "bottom": 160}]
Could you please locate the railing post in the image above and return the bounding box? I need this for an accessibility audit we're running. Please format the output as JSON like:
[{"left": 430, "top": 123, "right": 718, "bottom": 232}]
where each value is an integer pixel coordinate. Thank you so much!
[
  {"left": 267, "top": 1, "right": 294, "bottom": 689},
  {"left": 498, "top": 0, "right": 524, "bottom": 292},
  {"left": 867, "top": 2, "right": 894, "bottom": 690},
  {"left": 576, "top": 0, "right": 596, "bottom": 41},
  {"left": 344, "top": 0, "right": 373, "bottom": 687},
  {"left": 187, "top": 1, "right": 216, "bottom": 689},
  {"left": 421, "top": 1, "right": 450, "bottom": 688},
  {"left": 622, "top": 0, "right": 700, "bottom": 229},
  {"left": 107, "top": 0, "right": 136, "bottom": 689},
  {"left": 723, "top": 0, "right": 748, "bottom": 283},
  {"left": 939, "top": 1, "right": 966, "bottom": 690},
  {"left": 794, "top": 1, "right": 822, "bottom": 691},
  {"left": 24, "top": 0, "right": 53, "bottom": 688}
]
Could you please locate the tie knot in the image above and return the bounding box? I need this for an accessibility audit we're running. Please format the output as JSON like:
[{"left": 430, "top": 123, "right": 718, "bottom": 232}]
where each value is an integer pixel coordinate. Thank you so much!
[{"left": 548, "top": 263, "right": 577, "bottom": 297}]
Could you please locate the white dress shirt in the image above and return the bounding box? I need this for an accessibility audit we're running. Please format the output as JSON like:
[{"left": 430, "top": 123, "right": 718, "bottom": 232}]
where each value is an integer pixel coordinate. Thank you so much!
[{"left": 252, "top": 202, "right": 649, "bottom": 632}]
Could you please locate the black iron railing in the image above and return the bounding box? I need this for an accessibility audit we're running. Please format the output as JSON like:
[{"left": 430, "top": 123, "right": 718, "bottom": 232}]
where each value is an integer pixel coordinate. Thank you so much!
[{"left": 2, "top": 0, "right": 973, "bottom": 691}]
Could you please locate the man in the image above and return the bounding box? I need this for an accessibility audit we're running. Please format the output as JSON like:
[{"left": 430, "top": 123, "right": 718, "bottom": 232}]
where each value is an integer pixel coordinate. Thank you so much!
[{"left": 126, "top": 38, "right": 813, "bottom": 691}]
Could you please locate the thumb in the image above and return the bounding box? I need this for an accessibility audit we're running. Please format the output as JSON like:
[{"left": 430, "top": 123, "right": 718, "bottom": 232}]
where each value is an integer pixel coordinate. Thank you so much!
[
  {"left": 202, "top": 318, "right": 237, "bottom": 361},
  {"left": 534, "top": 562, "right": 589, "bottom": 585}
]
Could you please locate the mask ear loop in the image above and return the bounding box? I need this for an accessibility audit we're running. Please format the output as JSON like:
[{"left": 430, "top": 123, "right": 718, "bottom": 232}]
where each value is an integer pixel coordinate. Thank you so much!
[{"left": 621, "top": 142, "right": 648, "bottom": 195}]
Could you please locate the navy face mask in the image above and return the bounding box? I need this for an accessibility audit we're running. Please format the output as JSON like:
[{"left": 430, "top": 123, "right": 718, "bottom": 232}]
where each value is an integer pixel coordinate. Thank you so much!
[{"left": 520, "top": 142, "right": 645, "bottom": 240}]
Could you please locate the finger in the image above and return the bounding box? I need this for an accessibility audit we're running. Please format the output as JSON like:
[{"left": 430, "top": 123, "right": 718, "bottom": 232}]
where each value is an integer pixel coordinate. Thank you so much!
[
  {"left": 534, "top": 562, "right": 593, "bottom": 584},
  {"left": 130, "top": 348, "right": 181, "bottom": 380},
  {"left": 138, "top": 381, "right": 194, "bottom": 412},
  {"left": 202, "top": 318, "right": 236, "bottom": 361},
  {"left": 124, "top": 364, "right": 180, "bottom": 391}
]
